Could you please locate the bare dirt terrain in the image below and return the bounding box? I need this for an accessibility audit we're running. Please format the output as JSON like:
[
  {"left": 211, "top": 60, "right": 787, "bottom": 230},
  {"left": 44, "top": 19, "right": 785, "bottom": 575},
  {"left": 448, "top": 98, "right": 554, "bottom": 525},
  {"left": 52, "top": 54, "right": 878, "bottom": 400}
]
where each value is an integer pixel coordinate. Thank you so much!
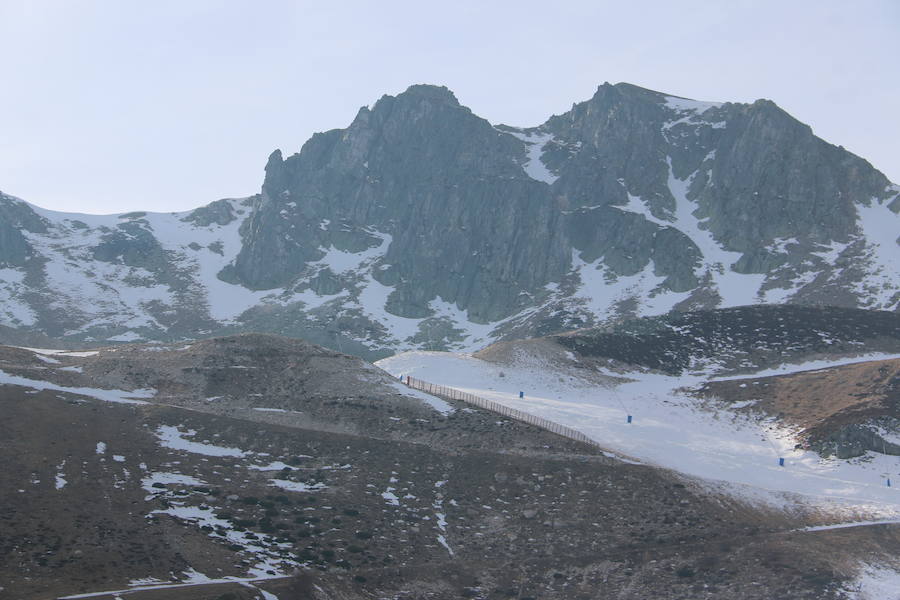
[
  {"left": 698, "top": 358, "right": 900, "bottom": 458},
  {"left": 1, "top": 334, "right": 898, "bottom": 599}
]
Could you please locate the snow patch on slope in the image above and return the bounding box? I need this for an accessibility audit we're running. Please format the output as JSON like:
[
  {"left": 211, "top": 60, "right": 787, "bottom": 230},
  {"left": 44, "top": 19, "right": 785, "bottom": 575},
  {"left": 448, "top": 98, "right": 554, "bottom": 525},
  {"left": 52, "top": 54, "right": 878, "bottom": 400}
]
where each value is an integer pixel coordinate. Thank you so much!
[
  {"left": 613, "top": 194, "right": 673, "bottom": 227},
  {"left": 155, "top": 425, "right": 249, "bottom": 457},
  {"left": 330, "top": 231, "right": 507, "bottom": 351},
  {"left": 141, "top": 472, "right": 206, "bottom": 498},
  {"left": 0, "top": 369, "right": 153, "bottom": 404},
  {"left": 710, "top": 353, "right": 900, "bottom": 382},
  {"left": 377, "top": 350, "right": 900, "bottom": 513},
  {"left": 571, "top": 251, "right": 691, "bottom": 318},
  {"left": 428, "top": 297, "right": 499, "bottom": 349},
  {"left": 22, "top": 208, "right": 174, "bottom": 331},
  {"left": 0, "top": 268, "right": 36, "bottom": 326},
  {"left": 268, "top": 479, "right": 325, "bottom": 493},
  {"left": 844, "top": 563, "right": 900, "bottom": 600},
  {"left": 21, "top": 199, "right": 287, "bottom": 329},
  {"left": 855, "top": 198, "right": 900, "bottom": 310},
  {"left": 139, "top": 201, "right": 283, "bottom": 322},
  {"left": 331, "top": 231, "right": 423, "bottom": 345},
  {"left": 666, "top": 158, "right": 766, "bottom": 306},
  {"left": 505, "top": 129, "right": 559, "bottom": 184},
  {"left": 22, "top": 347, "right": 99, "bottom": 358}
]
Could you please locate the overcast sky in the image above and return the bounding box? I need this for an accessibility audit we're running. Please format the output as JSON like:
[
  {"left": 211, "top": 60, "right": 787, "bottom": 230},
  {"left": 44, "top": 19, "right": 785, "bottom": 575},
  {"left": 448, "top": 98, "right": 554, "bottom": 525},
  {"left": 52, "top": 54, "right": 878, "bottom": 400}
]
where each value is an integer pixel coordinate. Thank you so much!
[{"left": 1, "top": 0, "right": 898, "bottom": 215}]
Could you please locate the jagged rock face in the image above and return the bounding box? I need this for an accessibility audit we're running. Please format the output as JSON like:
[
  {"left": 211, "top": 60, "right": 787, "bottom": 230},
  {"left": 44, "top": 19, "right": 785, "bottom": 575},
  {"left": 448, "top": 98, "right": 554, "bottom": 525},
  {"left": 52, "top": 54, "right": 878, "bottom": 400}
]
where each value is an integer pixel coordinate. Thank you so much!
[
  {"left": 228, "top": 86, "right": 568, "bottom": 323},
  {"left": 0, "top": 197, "right": 44, "bottom": 267},
  {"left": 814, "top": 421, "right": 900, "bottom": 460},
  {"left": 546, "top": 85, "right": 895, "bottom": 302},
  {"left": 0, "top": 82, "right": 898, "bottom": 356}
]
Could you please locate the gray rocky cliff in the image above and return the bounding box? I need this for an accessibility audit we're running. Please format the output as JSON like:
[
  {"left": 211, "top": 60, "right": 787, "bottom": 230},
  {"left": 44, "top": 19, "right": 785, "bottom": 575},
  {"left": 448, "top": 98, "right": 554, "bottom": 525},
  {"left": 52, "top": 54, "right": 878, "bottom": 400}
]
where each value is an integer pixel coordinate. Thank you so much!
[
  {"left": 226, "top": 85, "right": 569, "bottom": 323},
  {"left": 0, "top": 82, "right": 897, "bottom": 356},
  {"left": 0, "top": 195, "right": 45, "bottom": 268}
]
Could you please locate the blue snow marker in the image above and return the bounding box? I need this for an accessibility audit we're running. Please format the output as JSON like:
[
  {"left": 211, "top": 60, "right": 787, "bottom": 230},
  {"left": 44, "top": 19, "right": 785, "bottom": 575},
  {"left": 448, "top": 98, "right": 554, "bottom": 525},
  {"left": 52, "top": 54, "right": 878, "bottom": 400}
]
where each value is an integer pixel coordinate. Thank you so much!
[
  {"left": 519, "top": 391, "right": 524, "bottom": 399},
  {"left": 779, "top": 458, "right": 785, "bottom": 467},
  {"left": 627, "top": 415, "right": 633, "bottom": 424}
]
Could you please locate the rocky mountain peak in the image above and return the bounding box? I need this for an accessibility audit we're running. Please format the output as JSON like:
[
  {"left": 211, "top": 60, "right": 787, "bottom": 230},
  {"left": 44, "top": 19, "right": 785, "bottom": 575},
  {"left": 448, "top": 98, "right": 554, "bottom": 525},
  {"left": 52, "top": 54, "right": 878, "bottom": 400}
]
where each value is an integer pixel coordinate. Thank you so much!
[
  {"left": 610, "top": 81, "right": 670, "bottom": 101},
  {"left": 394, "top": 83, "right": 460, "bottom": 105},
  {"left": 0, "top": 84, "right": 897, "bottom": 356},
  {"left": 346, "top": 84, "right": 465, "bottom": 137},
  {"left": 264, "top": 148, "right": 284, "bottom": 171}
]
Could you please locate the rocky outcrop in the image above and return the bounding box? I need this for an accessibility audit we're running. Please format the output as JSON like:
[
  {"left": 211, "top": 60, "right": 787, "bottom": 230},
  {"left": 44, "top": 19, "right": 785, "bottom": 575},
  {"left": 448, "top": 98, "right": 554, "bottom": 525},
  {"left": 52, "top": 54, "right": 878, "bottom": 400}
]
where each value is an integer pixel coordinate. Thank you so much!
[
  {"left": 0, "top": 194, "right": 45, "bottom": 268},
  {"left": 811, "top": 420, "right": 900, "bottom": 459},
  {"left": 227, "top": 86, "right": 568, "bottom": 322},
  {"left": 226, "top": 82, "right": 898, "bottom": 327}
]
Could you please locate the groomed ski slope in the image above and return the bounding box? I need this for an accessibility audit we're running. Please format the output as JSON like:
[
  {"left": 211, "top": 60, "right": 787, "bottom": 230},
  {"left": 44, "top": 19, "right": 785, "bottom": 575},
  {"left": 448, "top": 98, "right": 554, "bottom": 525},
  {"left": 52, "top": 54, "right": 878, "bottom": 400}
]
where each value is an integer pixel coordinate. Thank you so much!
[{"left": 376, "top": 351, "right": 900, "bottom": 514}]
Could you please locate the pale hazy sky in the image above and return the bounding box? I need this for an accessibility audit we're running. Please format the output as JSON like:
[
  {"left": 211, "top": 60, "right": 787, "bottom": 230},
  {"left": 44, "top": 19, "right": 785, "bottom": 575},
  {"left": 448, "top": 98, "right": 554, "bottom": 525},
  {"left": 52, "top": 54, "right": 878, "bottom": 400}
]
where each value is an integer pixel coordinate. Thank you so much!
[{"left": 1, "top": 1, "right": 898, "bottom": 215}]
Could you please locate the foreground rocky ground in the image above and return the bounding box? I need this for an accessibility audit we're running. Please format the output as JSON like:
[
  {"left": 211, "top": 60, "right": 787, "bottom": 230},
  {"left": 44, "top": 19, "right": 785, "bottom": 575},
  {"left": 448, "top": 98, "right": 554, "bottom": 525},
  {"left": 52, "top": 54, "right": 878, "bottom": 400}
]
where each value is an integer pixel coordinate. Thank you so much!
[{"left": 1, "top": 333, "right": 898, "bottom": 599}]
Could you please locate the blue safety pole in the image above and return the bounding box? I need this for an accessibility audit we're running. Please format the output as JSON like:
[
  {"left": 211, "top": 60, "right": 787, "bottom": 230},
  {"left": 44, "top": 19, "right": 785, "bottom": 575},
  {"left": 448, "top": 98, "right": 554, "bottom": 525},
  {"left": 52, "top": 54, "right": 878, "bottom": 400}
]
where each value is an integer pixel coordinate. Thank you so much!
[
  {"left": 778, "top": 458, "right": 785, "bottom": 467},
  {"left": 627, "top": 415, "right": 632, "bottom": 424}
]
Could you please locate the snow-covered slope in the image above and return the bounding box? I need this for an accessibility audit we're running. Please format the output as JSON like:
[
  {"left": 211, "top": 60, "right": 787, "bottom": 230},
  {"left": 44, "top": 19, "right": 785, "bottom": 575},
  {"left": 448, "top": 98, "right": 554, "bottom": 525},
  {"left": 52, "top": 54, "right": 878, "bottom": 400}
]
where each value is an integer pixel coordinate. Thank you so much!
[
  {"left": 0, "top": 193, "right": 517, "bottom": 353},
  {"left": 376, "top": 349, "right": 900, "bottom": 516},
  {"left": 20, "top": 198, "right": 272, "bottom": 328}
]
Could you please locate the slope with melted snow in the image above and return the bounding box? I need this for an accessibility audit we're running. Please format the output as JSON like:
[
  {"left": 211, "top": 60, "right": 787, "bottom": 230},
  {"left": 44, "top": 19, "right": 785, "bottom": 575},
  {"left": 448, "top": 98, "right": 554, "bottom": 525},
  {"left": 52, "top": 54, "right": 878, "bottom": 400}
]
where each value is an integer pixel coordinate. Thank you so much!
[
  {"left": 20, "top": 198, "right": 276, "bottom": 332},
  {"left": 2, "top": 176, "right": 898, "bottom": 352},
  {"left": 7, "top": 197, "right": 505, "bottom": 351},
  {"left": 376, "top": 350, "right": 900, "bottom": 514}
]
